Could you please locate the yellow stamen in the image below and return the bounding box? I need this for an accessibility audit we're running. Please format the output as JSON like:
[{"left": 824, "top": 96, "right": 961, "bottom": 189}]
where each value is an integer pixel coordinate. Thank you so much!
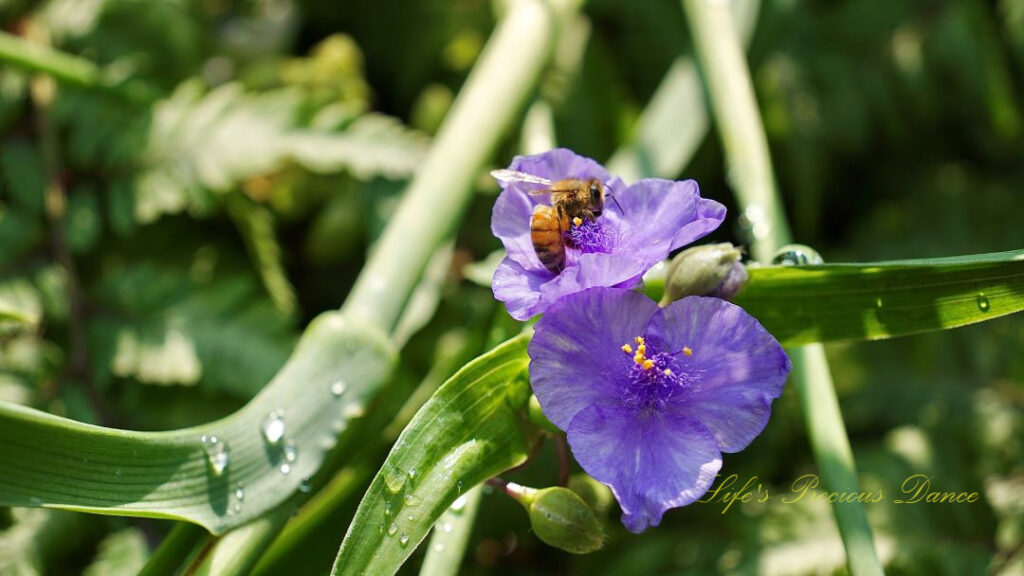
[
  {"left": 633, "top": 352, "right": 644, "bottom": 365},
  {"left": 637, "top": 344, "right": 646, "bottom": 355},
  {"left": 663, "top": 369, "right": 672, "bottom": 376},
  {"left": 683, "top": 347, "right": 692, "bottom": 356},
  {"left": 634, "top": 336, "right": 645, "bottom": 345},
  {"left": 572, "top": 217, "right": 583, "bottom": 226},
  {"left": 621, "top": 344, "right": 632, "bottom": 354},
  {"left": 642, "top": 359, "right": 655, "bottom": 371}
]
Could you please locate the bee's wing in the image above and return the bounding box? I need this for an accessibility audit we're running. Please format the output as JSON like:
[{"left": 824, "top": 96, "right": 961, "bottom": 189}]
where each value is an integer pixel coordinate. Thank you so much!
[{"left": 490, "top": 169, "right": 553, "bottom": 187}]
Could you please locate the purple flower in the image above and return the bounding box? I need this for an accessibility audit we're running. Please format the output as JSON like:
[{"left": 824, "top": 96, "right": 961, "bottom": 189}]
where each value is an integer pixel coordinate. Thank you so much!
[
  {"left": 529, "top": 287, "right": 791, "bottom": 533},
  {"left": 491, "top": 148, "right": 725, "bottom": 320}
]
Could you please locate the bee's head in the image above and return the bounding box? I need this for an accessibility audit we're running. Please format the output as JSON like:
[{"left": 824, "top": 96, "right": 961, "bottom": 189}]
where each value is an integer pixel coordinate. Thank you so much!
[{"left": 589, "top": 180, "right": 605, "bottom": 216}]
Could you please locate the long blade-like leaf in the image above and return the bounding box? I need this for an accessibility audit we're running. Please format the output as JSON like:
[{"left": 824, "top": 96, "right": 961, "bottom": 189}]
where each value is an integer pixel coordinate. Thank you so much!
[
  {"left": 0, "top": 312, "right": 395, "bottom": 534},
  {"left": 331, "top": 334, "right": 533, "bottom": 576},
  {"left": 734, "top": 249, "right": 1024, "bottom": 346}
]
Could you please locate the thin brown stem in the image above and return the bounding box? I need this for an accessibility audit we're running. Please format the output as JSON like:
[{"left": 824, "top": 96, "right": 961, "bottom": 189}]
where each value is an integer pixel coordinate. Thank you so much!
[
  {"left": 25, "top": 23, "right": 114, "bottom": 428},
  {"left": 554, "top": 433, "right": 570, "bottom": 487}
]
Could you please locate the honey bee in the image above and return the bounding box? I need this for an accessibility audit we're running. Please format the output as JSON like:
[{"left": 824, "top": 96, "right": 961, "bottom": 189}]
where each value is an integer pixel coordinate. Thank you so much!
[{"left": 491, "top": 169, "right": 622, "bottom": 273}]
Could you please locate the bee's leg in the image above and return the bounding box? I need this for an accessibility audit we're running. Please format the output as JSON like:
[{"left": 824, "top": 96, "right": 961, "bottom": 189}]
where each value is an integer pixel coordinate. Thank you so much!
[{"left": 557, "top": 205, "right": 574, "bottom": 246}]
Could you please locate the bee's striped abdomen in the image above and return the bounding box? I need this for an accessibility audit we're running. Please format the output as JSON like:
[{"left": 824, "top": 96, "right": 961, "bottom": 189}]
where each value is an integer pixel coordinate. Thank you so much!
[{"left": 530, "top": 205, "right": 566, "bottom": 273}]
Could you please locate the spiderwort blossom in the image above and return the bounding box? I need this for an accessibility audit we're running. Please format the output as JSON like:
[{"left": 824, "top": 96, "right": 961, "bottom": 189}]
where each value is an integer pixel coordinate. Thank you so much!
[
  {"left": 491, "top": 148, "right": 726, "bottom": 320},
  {"left": 529, "top": 287, "right": 791, "bottom": 533}
]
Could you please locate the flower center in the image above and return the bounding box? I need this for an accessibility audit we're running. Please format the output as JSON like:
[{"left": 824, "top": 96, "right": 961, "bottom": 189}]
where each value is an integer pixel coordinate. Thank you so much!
[
  {"left": 566, "top": 217, "right": 616, "bottom": 254},
  {"left": 618, "top": 336, "right": 696, "bottom": 417}
]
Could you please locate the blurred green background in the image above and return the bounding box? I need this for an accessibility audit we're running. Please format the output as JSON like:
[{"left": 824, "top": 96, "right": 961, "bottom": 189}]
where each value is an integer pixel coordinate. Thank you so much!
[{"left": 0, "top": 0, "right": 1022, "bottom": 574}]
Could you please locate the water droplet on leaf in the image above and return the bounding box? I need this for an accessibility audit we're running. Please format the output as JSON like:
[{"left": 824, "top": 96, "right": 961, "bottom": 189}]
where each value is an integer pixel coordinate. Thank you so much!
[
  {"left": 771, "top": 244, "right": 823, "bottom": 266},
  {"left": 200, "top": 435, "right": 230, "bottom": 476},
  {"left": 384, "top": 469, "right": 406, "bottom": 494},
  {"left": 388, "top": 522, "right": 398, "bottom": 536},
  {"left": 280, "top": 463, "right": 292, "bottom": 475},
  {"left": 261, "top": 411, "right": 286, "bottom": 445},
  {"left": 977, "top": 294, "right": 990, "bottom": 312},
  {"left": 399, "top": 533, "right": 410, "bottom": 547},
  {"left": 283, "top": 440, "right": 298, "bottom": 463},
  {"left": 450, "top": 494, "right": 468, "bottom": 512},
  {"left": 330, "top": 379, "right": 347, "bottom": 397}
]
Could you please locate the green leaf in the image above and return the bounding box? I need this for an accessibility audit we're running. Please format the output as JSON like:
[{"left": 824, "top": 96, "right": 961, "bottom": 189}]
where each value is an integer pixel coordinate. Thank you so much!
[
  {"left": 418, "top": 485, "right": 482, "bottom": 576},
  {"left": 85, "top": 244, "right": 295, "bottom": 395},
  {"left": 733, "top": 249, "right": 1024, "bottom": 346},
  {"left": 83, "top": 527, "right": 150, "bottom": 576},
  {"left": 225, "top": 193, "right": 298, "bottom": 317},
  {"left": 0, "top": 141, "right": 46, "bottom": 215},
  {"left": 129, "top": 82, "right": 427, "bottom": 224},
  {"left": 286, "top": 113, "right": 430, "bottom": 180},
  {"left": 0, "top": 508, "right": 93, "bottom": 575},
  {"left": 0, "top": 311, "right": 396, "bottom": 534},
  {"left": 0, "top": 279, "right": 42, "bottom": 331},
  {"left": 331, "top": 334, "right": 533, "bottom": 575}
]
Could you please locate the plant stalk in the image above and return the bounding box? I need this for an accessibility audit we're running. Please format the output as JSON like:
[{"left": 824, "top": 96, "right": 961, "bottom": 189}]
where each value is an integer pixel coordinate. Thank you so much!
[
  {"left": 681, "top": 1, "right": 884, "bottom": 575},
  {"left": 341, "top": 0, "right": 555, "bottom": 333}
]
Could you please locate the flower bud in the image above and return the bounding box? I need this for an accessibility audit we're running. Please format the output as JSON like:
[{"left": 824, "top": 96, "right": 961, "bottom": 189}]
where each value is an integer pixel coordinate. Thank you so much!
[
  {"left": 660, "top": 243, "right": 747, "bottom": 305},
  {"left": 518, "top": 486, "right": 605, "bottom": 554}
]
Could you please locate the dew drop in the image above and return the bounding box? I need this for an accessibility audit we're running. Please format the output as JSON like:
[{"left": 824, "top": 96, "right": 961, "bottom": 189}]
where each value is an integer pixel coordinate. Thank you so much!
[
  {"left": 235, "top": 483, "right": 245, "bottom": 501},
  {"left": 399, "top": 533, "right": 410, "bottom": 547},
  {"left": 280, "top": 463, "right": 292, "bottom": 475},
  {"left": 977, "top": 294, "right": 990, "bottom": 312},
  {"left": 407, "top": 468, "right": 416, "bottom": 479},
  {"left": 384, "top": 469, "right": 406, "bottom": 494},
  {"left": 442, "top": 522, "right": 453, "bottom": 533},
  {"left": 384, "top": 502, "right": 392, "bottom": 516},
  {"left": 388, "top": 522, "right": 398, "bottom": 536},
  {"left": 875, "top": 297, "right": 883, "bottom": 309},
  {"left": 450, "top": 494, "right": 468, "bottom": 512},
  {"left": 330, "top": 379, "right": 347, "bottom": 397},
  {"left": 407, "top": 513, "right": 415, "bottom": 521},
  {"left": 771, "top": 244, "right": 824, "bottom": 266},
  {"left": 283, "top": 440, "right": 298, "bottom": 463},
  {"left": 200, "top": 435, "right": 230, "bottom": 476},
  {"left": 232, "top": 502, "right": 242, "bottom": 513},
  {"left": 115, "top": 468, "right": 122, "bottom": 477},
  {"left": 298, "top": 477, "right": 312, "bottom": 493},
  {"left": 404, "top": 494, "right": 420, "bottom": 506},
  {"left": 433, "top": 543, "right": 445, "bottom": 552},
  {"left": 261, "top": 410, "right": 286, "bottom": 446}
]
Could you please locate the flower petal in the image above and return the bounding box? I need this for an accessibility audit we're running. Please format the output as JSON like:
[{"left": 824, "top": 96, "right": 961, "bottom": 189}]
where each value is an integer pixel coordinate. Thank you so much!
[
  {"left": 507, "top": 148, "right": 611, "bottom": 184},
  {"left": 537, "top": 252, "right": 646, "bottom": 308},
  {"left": 491, "top": 150, "right": 624, "bottom": 270},
  {"left": 490, "top": 183, "right": 539, "bottom": 269},
  {"left": 566, "top": 404, "right": 722, "bottom": 533},
  {"left": 617, "top": 179, "right": 726, "bottom": 263},
  {"left": 529, "top": 287, "right": 660, "bottom": 429},
  {"left": 651, "top": 296, "right": 791, "bottom": 452},
  {"left": 491, "top": 257, "right": 550, "bottom": 321}
]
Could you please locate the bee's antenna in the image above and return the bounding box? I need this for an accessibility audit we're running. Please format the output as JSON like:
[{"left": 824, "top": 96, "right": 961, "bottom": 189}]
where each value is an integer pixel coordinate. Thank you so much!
[{"left": 607, "top": 193, "right": 625, "bottom": 215}]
